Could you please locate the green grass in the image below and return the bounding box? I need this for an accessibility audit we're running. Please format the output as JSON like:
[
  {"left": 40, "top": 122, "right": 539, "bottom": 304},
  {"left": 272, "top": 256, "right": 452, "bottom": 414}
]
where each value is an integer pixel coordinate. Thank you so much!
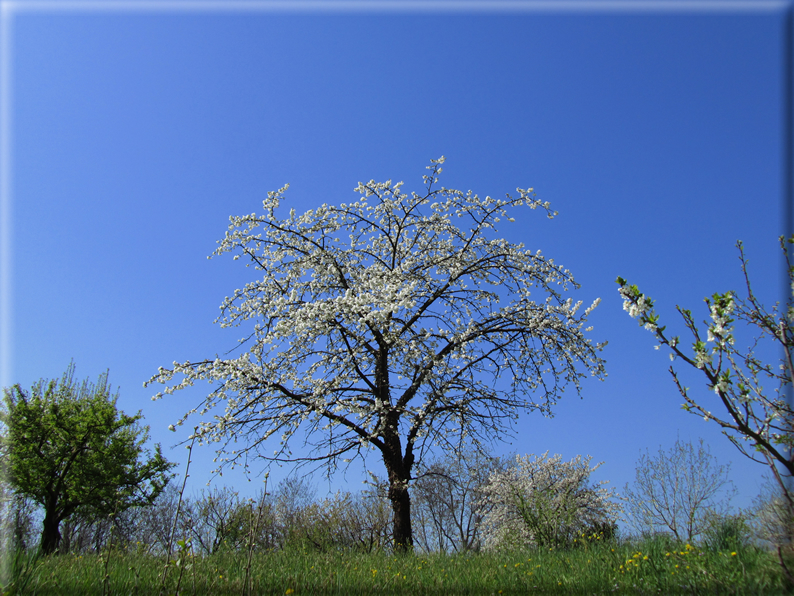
[{"left": 3, "top": 538, "right": 786, "bottom": 595}]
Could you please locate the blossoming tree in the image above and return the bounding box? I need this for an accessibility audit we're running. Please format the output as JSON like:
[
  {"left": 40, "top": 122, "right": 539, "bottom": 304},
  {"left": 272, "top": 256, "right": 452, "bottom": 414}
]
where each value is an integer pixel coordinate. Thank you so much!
[
  {"left": 147, "top": 158, "right": 606, "bottom": 550},
  {"left": 617, "top": 236, "right": 794, "bottom": 550}
]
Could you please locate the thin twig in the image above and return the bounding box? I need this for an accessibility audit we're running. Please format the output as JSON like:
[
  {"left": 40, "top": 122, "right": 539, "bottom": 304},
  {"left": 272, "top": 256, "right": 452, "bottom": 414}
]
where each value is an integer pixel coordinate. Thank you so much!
[
  {"left": 158, "top": 429, "right": 197, "bottom": 596},
  {"left": 243, "top": 473, "right": 269, "bottom": 596},
  {"left": 101, "top": 501, "right": 119, "bottom": 596}
]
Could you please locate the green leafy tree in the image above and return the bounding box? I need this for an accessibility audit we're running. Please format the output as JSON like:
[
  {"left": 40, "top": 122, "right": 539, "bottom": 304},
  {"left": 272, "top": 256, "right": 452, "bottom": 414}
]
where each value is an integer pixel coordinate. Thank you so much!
[{"left": 1, "top": 363, "right": 175, "bottom": 555}]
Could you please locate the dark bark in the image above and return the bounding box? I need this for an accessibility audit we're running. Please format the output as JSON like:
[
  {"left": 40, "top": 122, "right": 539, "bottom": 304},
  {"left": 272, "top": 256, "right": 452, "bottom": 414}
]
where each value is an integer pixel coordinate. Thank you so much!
[
  {"left": 374, "top": 342, "right": 416, "bottom": 552},
  {"left": 382, "top": 422, "right": 414, "bottom": 552},
  {"left": 40, "top": 508, "right": 62, "bottom": 555},
  {"left": 388, "top": 480, "right": 413, "bottom": 552}
]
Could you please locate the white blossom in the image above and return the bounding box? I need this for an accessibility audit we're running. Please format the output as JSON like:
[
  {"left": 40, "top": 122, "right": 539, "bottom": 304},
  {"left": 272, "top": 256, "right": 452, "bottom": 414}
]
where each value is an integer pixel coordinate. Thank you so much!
[
  {"left": 146, "top": 159, "right": 606, "bottom": 546},
  {"left": 712, "top": 376, "right": 730, "bottom": 394},
  {"left": 694, "top": 347, "right": 712, "bottom": 369},
  {"left": 618, "top": 235, "right": 794, "bottom": 521}
]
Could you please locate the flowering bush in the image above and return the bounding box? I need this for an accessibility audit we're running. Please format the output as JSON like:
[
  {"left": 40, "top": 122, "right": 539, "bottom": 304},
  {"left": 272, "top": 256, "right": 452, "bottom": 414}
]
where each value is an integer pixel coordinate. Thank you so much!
[{"left": 479, "top": 452, "right": 620, "bottom": 550}]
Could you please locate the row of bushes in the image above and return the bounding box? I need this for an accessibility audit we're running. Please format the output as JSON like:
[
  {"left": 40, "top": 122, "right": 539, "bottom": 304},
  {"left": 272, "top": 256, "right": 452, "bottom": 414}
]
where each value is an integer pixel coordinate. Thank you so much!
[
  {"left": 1, "top": 453, "right": 775, "bottom": 558},
  {"left": 2, "top": 476, "right": 393, "bottom": 556}
]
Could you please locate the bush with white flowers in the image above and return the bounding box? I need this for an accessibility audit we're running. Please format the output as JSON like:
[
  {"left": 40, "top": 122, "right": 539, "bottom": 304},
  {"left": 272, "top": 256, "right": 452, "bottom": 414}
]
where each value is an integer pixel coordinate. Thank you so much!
[{"left": 479, "top": 452, "right": 620, "bottom": 550}]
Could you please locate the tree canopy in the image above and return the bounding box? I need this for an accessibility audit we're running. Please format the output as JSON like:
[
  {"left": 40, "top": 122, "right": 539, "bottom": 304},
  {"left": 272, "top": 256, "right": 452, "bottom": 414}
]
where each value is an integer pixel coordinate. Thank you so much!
[
  {"left": 2, "top": 362, "right": 174, "bottom": 554},
  {"left": 148, "top": 157, "right": 606, "bottom": 549}
]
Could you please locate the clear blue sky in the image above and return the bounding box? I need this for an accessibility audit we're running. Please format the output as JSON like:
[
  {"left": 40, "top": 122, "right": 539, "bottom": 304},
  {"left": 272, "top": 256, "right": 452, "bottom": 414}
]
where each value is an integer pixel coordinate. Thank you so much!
[{"left": 1, "top": 1, "right": 788, "bottom": 521}]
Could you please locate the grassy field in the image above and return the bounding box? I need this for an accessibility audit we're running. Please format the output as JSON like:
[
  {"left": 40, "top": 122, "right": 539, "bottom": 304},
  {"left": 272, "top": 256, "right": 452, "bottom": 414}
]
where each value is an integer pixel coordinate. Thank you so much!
[{"left": 2, "top": 537, "right": 786, "bottom": 595}]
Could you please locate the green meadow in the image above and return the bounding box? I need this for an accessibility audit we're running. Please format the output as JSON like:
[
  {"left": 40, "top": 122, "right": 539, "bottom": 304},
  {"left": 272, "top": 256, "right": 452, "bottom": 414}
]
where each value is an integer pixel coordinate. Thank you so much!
[{"left": 4, "top": 536, "right": 785, "bottom": 595}]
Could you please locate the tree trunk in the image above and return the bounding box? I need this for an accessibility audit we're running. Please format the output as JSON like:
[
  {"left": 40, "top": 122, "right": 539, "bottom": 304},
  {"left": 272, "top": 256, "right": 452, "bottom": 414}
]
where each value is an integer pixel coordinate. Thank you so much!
[
  {"left": 381, "top": 423, "right": 414, "bottom": 552},
  {"left": 40, "top": 509, "right": 62, "bottom": 555},
  {"left": 381, "top": 434, "right": 414, "bottom": 552},
  {"left": 389, "top": 481, "right": 413, "bottom": 553},
  {"left": 375, "top": 346, "right": 414, "bottom": 552}
]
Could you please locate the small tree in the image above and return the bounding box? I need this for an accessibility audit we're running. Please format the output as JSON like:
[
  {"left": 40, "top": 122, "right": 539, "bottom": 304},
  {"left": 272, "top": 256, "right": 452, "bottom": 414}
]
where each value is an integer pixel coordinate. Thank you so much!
[
  {"left": 752, "top": 476, "right": 793, "bottom": 551},
  {"left": 622, "top": 437, "right": 735, "bottom": 542},
  {"left": 617, "top": 236, "right": 793, "bottom": 549},
  {"left": 330, "top": 490, "right": 391, "bottom": 553},
  {"left": 479, "top": 452, "right": 619, "bottom": 550},
  {"left": 127, "top": 483, "right": 187, "bottom": 555},
  {"left": 0, "top": 428, "right": 39, "bottom": 555},
  {"left": 147, "top": 158, "right": 606, "bottom": 550},
  {"left": 1, "top": 363, "right": 174, "bottom": 555},
  {"left": 412, "top": 447, "right": 506, "bottom": 553},
  {"left": 0, "top": 488, "right": 38, "bottom": 554},
  {"left": 181, "top": 486, "right": 252, "bottom": 555}
]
